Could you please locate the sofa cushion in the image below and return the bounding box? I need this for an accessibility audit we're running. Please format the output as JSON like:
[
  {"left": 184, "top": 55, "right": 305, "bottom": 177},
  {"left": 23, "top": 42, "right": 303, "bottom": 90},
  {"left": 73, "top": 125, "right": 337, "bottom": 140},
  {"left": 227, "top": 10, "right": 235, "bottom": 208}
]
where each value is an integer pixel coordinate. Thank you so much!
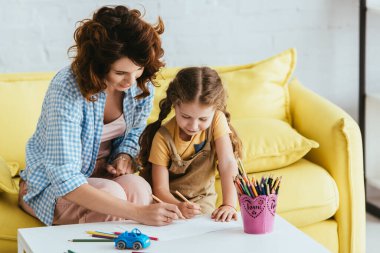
[
  {"left": 233, "top": 118, "right": 318, "bottom": 173},
  {"left": 148, "top": 48, "right": 296, "bottom": 124},
  {"left": 0, "top": 186, "right": 44, "bottom": 243},
  {"left": 219, "top": 48, "right": 295, "bottom": 123},
  {"left": 6, "top": 161, "right": 20, "bottom": 177},
  {"left": 264, "top": 159, "right": 339, "bottom": 227},
  {"left": 0, "top": 73, "right": 54, "bottom": 168},
  {"left": 0, "top": 157, "right": 18, "bottom": 194},
  {"left": 215, "top": 159, "right": 339, "bottom": 227}
]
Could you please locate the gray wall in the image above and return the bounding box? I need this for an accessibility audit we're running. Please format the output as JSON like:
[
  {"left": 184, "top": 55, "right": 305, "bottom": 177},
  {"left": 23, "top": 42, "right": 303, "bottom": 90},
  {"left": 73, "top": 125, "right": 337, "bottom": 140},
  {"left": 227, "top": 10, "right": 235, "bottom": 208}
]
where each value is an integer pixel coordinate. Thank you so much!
[{"left": 0, "top": 0, "right": 361, "bottom": 120}]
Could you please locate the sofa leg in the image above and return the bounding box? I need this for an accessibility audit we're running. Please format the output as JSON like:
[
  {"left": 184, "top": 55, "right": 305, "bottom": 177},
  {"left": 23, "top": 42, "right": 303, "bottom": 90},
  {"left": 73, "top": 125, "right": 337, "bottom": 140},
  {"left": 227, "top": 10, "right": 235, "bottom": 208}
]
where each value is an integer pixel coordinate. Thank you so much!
[{"left": 366, "top": 201, "right": 380, "bottom": 218}]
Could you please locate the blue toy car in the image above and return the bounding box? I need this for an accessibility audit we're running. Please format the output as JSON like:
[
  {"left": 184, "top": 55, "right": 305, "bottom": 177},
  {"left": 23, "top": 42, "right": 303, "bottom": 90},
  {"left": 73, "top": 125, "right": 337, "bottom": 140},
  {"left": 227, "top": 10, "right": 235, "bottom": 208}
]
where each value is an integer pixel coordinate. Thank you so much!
[{"left": 114, "top": 228, "right": 151, "bottom": 250}]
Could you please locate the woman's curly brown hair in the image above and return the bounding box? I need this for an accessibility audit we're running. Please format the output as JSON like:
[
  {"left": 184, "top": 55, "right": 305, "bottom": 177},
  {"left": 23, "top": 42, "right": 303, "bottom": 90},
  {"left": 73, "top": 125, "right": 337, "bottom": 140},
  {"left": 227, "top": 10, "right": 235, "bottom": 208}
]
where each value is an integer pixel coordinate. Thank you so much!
[{"left": 68, "top": 5, "right": 165, "bottom": 101}]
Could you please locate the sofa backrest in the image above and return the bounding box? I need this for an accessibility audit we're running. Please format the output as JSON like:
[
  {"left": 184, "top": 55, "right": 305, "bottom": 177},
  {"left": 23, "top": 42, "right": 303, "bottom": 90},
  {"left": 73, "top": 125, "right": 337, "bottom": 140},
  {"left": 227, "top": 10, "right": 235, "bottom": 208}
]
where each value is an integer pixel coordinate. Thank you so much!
[
  {"left": 148, "top": 49, "right": 295, "bottom": 124},
  {"left": 0, "top": 73, "right": 54, "bottom": 168},
  {"left": 0, "top": 48, "right": 296, "bottom": 169}
]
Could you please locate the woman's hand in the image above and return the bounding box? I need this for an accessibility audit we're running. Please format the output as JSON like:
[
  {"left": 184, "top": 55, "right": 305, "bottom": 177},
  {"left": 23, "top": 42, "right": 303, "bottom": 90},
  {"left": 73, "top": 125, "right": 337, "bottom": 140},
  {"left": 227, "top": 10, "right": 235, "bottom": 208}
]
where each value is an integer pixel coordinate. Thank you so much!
[
  {"left": 177, "top": 202, "right": 202, "bottom": 219},
  {"left": 107, "top": 153, "right": 134, "bottom": 176},
  {"left": 135, "top": 202, "right": 184, "bottom": 226},
  {"left": 211, "top": 205, "right": 238, "bottom": 222}
]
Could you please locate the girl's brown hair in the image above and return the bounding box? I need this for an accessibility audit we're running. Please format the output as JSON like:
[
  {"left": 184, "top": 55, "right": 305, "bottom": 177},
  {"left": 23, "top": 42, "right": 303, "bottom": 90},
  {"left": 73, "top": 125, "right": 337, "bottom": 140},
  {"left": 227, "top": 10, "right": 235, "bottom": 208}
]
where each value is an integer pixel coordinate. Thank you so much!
[
  {"left": 138, "top": 67, "right": 243, "bottom": 169},
  {"left": 68, "top": 5, "right": 165, "bottom": 101}
]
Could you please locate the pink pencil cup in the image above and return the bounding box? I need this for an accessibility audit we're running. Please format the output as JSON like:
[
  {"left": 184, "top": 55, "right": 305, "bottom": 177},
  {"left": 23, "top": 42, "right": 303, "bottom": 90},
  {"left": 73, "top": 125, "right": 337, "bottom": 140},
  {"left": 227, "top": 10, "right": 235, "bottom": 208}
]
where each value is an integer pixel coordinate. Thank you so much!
[{"left": 239, "top": 194, "right": 278, "bottom": 234}]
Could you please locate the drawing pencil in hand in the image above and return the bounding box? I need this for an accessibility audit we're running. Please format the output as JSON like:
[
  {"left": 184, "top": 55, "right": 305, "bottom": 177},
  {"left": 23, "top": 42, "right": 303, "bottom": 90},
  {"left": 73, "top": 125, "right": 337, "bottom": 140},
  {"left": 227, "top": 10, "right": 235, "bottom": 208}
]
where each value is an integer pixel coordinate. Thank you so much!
[
  {"left": 175, "top": 190, "right": 191, "bottom": 203},
  {"left": 152, "top": 194, "right": 163, "bottom": 203}
]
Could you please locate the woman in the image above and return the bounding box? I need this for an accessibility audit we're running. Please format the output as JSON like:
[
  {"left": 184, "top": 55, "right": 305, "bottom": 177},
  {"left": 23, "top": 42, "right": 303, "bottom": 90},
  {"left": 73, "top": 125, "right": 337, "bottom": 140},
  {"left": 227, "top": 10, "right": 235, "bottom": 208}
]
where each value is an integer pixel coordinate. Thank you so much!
[{"left": 18, "top": 5, "right": 182, "bottom": 226}]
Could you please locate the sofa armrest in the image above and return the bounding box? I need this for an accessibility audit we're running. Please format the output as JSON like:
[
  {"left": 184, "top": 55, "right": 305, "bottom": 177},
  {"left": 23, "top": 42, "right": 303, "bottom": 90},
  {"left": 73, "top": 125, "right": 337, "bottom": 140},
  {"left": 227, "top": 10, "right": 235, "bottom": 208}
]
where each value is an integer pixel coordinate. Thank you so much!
[{"left": 289, "top": 78, "right": 365, "bottom": 253}]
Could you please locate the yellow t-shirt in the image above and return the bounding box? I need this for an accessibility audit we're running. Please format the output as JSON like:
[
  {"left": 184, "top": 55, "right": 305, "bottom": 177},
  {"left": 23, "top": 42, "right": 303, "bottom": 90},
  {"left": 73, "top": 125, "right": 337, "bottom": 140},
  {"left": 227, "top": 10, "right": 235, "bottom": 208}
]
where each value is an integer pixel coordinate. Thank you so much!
[{"left": 149, "top": 110, "right": 231, "bottom": 167}]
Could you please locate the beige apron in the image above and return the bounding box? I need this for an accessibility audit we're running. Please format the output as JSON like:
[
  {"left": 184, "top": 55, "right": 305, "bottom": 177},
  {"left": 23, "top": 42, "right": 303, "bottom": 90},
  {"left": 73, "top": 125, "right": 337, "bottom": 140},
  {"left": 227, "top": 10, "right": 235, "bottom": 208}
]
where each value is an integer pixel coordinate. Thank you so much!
[
  {"left": 159, "top": 127, "right": 217, "bottom": 213},
  {"left": 157, "top": 126, "right": 217, "bottom": 214}
]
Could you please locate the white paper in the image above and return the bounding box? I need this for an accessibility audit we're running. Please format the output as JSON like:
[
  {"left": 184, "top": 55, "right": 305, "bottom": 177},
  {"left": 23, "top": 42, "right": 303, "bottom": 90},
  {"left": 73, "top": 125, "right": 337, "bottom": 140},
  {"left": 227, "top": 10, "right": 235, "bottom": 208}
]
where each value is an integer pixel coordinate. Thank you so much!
[{"left": 111, "top": 215, "right": 243, "bottom": 241}]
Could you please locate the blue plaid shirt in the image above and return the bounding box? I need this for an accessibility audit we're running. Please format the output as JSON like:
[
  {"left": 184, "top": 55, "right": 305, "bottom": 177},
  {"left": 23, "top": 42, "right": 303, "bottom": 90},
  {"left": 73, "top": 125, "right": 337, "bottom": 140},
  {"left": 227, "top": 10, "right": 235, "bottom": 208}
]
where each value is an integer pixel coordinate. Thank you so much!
[{"left": 20, "top": 66, "right": 154, "bottom": 225}]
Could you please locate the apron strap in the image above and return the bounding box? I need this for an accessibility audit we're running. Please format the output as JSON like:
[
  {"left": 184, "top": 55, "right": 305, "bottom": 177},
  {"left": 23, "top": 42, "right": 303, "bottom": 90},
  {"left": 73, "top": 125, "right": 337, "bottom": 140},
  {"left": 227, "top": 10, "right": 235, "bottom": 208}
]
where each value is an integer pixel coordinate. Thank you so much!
[{"left": 158, "top": 127, "right": 184, "bottom": 167}]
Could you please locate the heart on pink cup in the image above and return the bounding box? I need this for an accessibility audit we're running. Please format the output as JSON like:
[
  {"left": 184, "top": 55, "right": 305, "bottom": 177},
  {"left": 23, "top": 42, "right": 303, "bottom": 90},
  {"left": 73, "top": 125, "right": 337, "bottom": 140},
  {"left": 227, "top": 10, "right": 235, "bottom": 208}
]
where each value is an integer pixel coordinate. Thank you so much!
[
  {"left": 240, "top": 195, "right": 266, "bottom": 218},
  {"left": 267, "top": 194, "right": 277, "bottom": 216}
]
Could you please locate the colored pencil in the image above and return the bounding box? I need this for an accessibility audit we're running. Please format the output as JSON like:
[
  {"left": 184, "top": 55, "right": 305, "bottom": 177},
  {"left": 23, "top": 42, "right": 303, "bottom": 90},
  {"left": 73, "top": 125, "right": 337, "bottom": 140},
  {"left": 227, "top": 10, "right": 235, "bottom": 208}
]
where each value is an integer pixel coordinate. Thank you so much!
[
  {"left": 175, "top": 190, "right": 191, "bottom": 203},
  {"left": 233, "top": 172, "right": 282, "bottom": 197},
  {"left": 86, "top": 230, "right": 114, "bottom": 235},
  {"left": 250, "top": 181, "right": 258, "bottom": 197},
  {"left": 91, "top": 234, "right": 115, "bottom": 239},
  {"left": 237, "top": 158, "right": 245, "bottom": 176},
  {"left": 152, "top": 194, "right": 163, "bottom": 203},
  {"left": 266, "top": 183, "right": 270, "bottom": 196},
  {"left": 113, "top": 231, "right": 158, "bottom": 241},
  {"left": 69, "top": 239, "right": 113, "bottom": 242},
  {"left": 86, "top": 230, "right": 117, "bottom": 239}
]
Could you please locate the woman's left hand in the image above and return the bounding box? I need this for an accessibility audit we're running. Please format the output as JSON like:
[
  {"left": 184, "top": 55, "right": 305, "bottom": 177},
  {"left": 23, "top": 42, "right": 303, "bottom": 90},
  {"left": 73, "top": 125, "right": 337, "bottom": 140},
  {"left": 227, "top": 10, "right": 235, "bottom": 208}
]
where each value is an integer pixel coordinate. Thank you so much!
[
  {"left": 211, "top": 204, "right": 238, "bottom": 222},
  {"left": 107, "top": 154, "right": 134, "bottom": 176}
]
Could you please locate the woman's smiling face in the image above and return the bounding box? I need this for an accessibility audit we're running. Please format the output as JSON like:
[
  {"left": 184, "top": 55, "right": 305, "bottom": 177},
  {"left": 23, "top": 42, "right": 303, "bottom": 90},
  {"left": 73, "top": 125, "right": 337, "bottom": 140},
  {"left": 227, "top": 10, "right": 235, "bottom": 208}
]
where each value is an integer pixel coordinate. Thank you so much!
[{"left": 105, "top": 57, "right": 144, "bottom": 92}]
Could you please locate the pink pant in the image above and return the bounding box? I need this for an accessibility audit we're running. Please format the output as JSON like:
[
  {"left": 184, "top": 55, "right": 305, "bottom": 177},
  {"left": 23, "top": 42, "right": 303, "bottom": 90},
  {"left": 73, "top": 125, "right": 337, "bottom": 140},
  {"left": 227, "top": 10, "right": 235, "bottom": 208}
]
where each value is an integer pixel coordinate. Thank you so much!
[{"left": 19, "top": 174, "right": 152, "bottom": 225}]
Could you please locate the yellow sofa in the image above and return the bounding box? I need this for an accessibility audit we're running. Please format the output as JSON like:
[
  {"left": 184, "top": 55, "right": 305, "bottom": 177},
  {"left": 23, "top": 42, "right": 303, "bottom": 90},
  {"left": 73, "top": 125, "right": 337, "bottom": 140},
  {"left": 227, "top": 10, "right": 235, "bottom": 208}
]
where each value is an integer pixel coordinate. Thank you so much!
[{"left": 0, "top": 49, "right": 365, "bottom": 253}]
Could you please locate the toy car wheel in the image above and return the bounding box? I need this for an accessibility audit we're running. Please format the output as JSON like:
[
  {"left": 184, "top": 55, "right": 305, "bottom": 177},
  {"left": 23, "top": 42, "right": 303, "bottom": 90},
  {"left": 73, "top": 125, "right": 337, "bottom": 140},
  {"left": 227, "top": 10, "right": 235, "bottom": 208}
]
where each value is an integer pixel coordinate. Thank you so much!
[
  {"left": 133, "top": 242, "right": 142, "bottom": 250},
  {"left": 116, "top": 241, "right": 127, "bottom": 250}
]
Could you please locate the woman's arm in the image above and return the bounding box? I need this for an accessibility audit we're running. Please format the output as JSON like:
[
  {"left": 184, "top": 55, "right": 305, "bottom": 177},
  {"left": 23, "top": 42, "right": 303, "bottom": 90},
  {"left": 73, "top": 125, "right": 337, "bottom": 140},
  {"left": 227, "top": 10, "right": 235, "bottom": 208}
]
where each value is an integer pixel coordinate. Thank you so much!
[
  {"left": 64, "top": 183, "right": 183, "bottom": 226},
  {"left": 112, "top": 83, "right": 154, "bottom": 159},
  {"left": 109, "top": 84, "right": 154, "bottom": 175}
]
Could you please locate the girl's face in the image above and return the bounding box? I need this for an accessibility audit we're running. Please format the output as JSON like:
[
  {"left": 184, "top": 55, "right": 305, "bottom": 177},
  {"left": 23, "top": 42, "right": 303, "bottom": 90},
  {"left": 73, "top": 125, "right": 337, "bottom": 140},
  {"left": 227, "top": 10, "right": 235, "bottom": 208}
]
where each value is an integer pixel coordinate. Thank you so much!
[
  {"left": 105, "top": 57, "right": 144, "bottom": 92},
  {"left": 174, "top": 102, "right": 216, "bottom": 140}
]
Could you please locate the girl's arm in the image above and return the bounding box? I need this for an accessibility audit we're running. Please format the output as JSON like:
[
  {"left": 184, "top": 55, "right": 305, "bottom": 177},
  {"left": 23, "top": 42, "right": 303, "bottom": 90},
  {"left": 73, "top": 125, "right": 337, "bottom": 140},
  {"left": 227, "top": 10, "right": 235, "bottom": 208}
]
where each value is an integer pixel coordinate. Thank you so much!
[
  {"left": 213, "top": 134, "right": 239, "bottom": 221},
  {"left": 64, "top": 183, "right": 183, "bottom": 226},
  {"left": 151, "top": 164, "right": 180, "bottom": 204},
  {"left": 152, "top": 164, "right": 201, "bottom": 218}
]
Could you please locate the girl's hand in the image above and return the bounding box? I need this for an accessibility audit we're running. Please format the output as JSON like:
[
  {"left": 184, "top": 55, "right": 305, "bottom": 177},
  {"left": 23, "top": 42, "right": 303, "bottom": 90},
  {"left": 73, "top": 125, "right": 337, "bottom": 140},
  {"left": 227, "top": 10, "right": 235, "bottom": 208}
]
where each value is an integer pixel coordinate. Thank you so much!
[
  {"left": 107, "top": 154, "right": 134, "bottom": 176},
  {"left": 177, "top": 202, "right": 202, "bottom": 219},
  {"left": 211, "top": 204, "right": 238, "bottom": 222},
  {"left": 135, "top": 202, "right": 184, "bottom": 226}
]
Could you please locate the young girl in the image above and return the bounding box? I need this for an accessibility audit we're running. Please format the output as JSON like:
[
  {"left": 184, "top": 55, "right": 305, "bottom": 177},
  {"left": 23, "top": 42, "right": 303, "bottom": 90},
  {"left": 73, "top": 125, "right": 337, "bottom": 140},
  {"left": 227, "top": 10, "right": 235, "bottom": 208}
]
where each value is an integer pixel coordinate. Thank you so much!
[{"left": 139, "top": 67, "right": 242, "bottom": 222}]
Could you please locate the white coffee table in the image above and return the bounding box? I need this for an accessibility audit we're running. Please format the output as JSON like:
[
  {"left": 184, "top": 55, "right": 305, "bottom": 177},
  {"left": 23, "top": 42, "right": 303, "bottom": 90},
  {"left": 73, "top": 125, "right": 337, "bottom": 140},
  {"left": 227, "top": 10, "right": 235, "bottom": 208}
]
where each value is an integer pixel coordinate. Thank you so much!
[{"left": 18, "top": 214, "right": 329, "bottom": 253}]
